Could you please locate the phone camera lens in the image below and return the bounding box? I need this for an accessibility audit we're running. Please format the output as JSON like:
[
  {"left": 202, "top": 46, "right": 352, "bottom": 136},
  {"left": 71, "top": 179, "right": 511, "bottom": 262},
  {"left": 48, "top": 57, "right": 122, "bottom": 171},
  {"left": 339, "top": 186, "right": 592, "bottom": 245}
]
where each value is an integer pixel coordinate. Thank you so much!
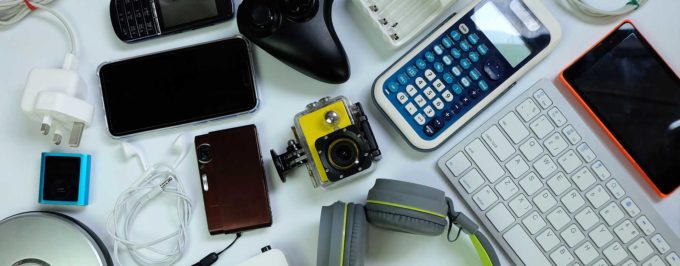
[
  {"left": 327, "top": 138, "right": 359, "bottom": 170},
  {"left": 197, "top": 144, "right": 213, "bottom": 164}
]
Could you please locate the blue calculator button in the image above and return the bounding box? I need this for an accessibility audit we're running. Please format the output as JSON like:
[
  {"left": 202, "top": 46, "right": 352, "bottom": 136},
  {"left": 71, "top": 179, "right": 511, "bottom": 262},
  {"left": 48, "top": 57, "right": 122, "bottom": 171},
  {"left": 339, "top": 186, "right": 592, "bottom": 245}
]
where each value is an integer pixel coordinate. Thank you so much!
[
  {"left": 425, "top": 52, "right": 436, "bottom": 62},
  {"left": 460, "top": 59, "right": 472, "bottom": 69},
  {"left": 460, "top": 40, "right": 471, "bottom": 52},
  {"left": 434, "top": 45, "right": 444, "bottom": 55},
  {"left": 451, "top": 66, "right": 462, "bottom": 77},
  {"left": 388, "top": 82, "right": 400, "bottom": 92},
  {"left": 434, "top": 62, "right": 444, "bottom": 73},
  {"left": 477, "top": 44, "right": 489, "bottom": 55},
  {"left": 451, "top": 102, "right": 462, "bottom": 113},
  {"left": 443, "top": 110, "right": 454, "bottom": 121},
  {"left": 443, "top": 73, "right": 454, "bottom": 84},
  {"left": 406, "top": 66, "right": 418, "bottom": 77},
  {"left": 469, "top": 52, "right": 480, "bottom": 62},
  {"left": 469, "top": 69, "right": 481, "bottom": 80},
  {"left": 468, "top": 33, "right": 480, "bottom": 45},
  {"left": 442, "top": 55, "right": 453, "bottom": 66},
  {"left": 450, "top": 30, "right": 462, "bottom": 41},
  {"left": 398, "top": 74, "right": 409, "bottom": 85},
  {"left": 452, "top": 84, "right": 463, "bottom": 94},
  {"left": 461, "top": 77, "right": 471, "bottom": 87},
  {"left": 416, "top": 59, "right": 427, "bottom": 70},
  {"left": 442, "top": 37, "right": 453, "bottom": 48},
  {"left": 479, "top": 80, "right": 489, "bottom": 91},
  {"left": 450, "top": 48, "right": 462, "bottom": 59}
]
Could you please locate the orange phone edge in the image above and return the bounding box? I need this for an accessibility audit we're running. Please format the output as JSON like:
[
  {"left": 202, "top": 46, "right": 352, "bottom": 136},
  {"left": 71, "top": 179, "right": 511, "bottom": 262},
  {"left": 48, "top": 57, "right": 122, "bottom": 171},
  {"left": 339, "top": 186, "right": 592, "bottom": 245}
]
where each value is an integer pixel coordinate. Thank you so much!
[{"left": 557, "top": 19, "right": 679, "bottom": 198}]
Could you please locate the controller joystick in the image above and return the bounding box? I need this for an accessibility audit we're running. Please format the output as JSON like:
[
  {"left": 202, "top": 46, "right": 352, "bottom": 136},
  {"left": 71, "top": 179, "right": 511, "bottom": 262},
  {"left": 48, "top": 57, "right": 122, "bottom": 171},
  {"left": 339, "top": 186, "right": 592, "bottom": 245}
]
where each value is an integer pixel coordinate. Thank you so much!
[{"left": 238, "top": 0, "right": 350, "bottom": 84}]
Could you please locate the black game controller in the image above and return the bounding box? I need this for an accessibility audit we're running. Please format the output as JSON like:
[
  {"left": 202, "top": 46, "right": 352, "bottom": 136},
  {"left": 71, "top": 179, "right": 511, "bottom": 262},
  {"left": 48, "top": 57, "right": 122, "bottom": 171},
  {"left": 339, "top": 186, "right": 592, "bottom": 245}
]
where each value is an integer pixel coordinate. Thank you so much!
[{"left": 237, "top": 0, "right": 350, "bottom": 84}]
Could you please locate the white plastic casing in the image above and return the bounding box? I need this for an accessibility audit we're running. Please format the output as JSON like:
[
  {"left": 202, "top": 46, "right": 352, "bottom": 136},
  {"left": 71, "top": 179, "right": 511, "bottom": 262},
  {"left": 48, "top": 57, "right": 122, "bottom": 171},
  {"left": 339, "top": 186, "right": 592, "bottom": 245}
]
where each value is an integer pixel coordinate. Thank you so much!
[
  {"left": 235, "top": 249, "right": 289, "bottom": 266},
  {"left": 21, "top": 68, "right": 92, "bottom": 124}
]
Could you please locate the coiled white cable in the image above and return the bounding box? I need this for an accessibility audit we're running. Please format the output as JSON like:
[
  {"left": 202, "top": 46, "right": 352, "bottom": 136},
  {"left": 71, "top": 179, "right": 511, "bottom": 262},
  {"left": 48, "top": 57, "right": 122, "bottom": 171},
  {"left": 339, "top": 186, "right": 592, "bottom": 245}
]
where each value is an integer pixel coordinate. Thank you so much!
[
  {"left": 0, "top": 0, "right": 77, "bottom": 55},
  {"left": 564, "top": 0, "right": 648, "bottom": 17},
  {"left": 108, "top": 137, "right": 193, "bottom": 266}
]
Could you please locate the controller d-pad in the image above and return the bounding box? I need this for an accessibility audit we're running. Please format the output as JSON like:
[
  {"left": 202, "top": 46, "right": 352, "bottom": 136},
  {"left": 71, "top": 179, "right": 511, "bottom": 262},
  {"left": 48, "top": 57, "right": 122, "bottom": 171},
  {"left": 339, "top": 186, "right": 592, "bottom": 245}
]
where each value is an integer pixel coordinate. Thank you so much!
[{"left": 282, "top": 0, "right": 317, "bottom": 21}]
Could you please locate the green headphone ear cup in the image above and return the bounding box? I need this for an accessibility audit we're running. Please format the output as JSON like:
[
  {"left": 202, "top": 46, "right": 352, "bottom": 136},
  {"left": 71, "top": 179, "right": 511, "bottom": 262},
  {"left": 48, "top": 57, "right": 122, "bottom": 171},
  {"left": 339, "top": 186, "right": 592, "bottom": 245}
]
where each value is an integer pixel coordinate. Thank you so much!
[
  {"left": 365, "top": 203, "right": 447, "bottom": 235},
  {"left": 317, "top": 202, "right": 367, "bottom": 266}
]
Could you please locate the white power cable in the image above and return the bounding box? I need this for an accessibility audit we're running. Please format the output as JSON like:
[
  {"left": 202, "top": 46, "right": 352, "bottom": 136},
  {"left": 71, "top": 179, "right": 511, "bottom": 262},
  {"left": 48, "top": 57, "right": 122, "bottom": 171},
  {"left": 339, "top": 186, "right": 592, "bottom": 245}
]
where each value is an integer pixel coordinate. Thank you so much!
[
  {"left": 564, "top": 0, "right": 648, "bottom": 17},
  {"left": 0, "top": 0, "right": 77, "bottom": 55},
  {"left": 108, "top": 137, "right": 193, "bottom": 266}
]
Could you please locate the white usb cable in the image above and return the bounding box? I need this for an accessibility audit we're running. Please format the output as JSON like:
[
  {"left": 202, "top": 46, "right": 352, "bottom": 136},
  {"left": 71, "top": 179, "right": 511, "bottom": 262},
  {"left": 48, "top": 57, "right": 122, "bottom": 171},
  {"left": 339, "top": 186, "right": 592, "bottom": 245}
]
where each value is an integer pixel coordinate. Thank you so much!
[
  {"left": 563, "top": 0, "right": 648, "bottom": 17},
  {"left": 0, "top": 0, "right": 77, "bottom": 55}
]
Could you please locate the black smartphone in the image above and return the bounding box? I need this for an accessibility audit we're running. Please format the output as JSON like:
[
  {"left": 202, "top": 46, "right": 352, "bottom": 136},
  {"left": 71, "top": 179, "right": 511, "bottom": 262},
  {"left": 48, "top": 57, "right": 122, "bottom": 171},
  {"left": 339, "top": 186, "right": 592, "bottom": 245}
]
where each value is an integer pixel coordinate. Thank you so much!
[
  {"left": 98, "top": 37, "right": 258, "bottom": 137},
  {"left": 110, "top": 0, "right": 234, "bottom": 43}
]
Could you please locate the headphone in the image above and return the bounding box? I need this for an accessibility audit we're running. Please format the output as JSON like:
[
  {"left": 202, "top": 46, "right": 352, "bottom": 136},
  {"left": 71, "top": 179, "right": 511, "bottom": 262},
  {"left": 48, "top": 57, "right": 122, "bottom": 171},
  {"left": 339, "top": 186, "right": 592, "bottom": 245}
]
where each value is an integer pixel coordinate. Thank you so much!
[{"left": 317, "top": 179, "right": 499, "bottom": 266}]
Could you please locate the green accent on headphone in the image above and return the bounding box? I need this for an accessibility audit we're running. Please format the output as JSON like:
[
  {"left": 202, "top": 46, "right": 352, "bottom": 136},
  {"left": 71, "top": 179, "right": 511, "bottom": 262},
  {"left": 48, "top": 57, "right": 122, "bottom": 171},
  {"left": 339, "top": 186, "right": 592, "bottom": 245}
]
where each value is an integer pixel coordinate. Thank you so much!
[
  {"left": 366, "top": 200, "right": 447, "bottom": 219},
  {"left": 470, "top": 234, "right": 493, "bottom": 266},
  {"left": 339, "top": 203, "right": 348, "bottom": 266}
]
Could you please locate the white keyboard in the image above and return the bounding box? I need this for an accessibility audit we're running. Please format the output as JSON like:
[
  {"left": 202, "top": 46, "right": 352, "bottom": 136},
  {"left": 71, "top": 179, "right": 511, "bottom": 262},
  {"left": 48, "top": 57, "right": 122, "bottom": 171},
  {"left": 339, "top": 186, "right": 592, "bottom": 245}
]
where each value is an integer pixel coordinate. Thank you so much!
[{"left": 438, "top": 79, "right": 680, "bottom": 266}]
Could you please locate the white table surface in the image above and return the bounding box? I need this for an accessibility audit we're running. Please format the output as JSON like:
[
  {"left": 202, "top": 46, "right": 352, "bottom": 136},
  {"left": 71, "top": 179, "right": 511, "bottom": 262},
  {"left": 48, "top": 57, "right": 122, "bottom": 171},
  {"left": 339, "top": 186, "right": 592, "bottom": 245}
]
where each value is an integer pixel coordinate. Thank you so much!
[{"left": 1, "top": 0, "right": 679, "bottom": 265}]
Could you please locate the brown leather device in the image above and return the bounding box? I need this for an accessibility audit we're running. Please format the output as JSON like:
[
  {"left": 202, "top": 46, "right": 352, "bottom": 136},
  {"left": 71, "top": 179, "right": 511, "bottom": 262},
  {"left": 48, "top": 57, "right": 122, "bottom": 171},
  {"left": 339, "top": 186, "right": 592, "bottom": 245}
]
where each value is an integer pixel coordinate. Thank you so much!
[{"left": 194, "top": 125, "right": 272, "bottom": 235}]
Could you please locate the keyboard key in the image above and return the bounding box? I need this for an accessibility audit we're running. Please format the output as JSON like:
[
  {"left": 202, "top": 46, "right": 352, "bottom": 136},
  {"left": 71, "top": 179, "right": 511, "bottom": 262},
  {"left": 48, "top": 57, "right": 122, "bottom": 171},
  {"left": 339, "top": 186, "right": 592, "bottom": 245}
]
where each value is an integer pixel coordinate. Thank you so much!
[
  {"left": 423, "top": 87, "right": 436, "bottom": 100},
  {"left": 621, "top": 197, "right": 640, "bottom": 217},
  {"left": 451, "top": 83, "right": 463, "bottom": 94},
  {"left": 450, "top": 30, "right": 462, "bottom": 41},
  {"left": 442, "top": 55, "right": 453, "bottom": 66},
  {"left": 482, "top": 126, "right": 515, "bottom": 161},
  {"left": 529, "top": 115, "right": 555, "bottom": 139},
  {"left": 536, "top": 228, "right": 560, "bottom": 251},
  {"left": 561, "top": 189, "right": 585, "bottom": 213},
  {"left": 425, "top": 69, "right": 436, "bottom": 81},
  {"left": 434, "top": 62, "right": 444, "bottom": 73},
  {"left": 469, "top": 68, "right": 481, "bottom": 80},
  {"left": 506, "top": 155, "right": 529, "bottom": 178},
  {"left": 460, "top": 58, "right": 472, "bottom": 69},
  {"left": 388, "top": 82, "right": 399, "bottom": 92},
  {"left": 519, "top": 138, "right": 543, "bottom": 161},
  {"left": 590, "top": 224, "right": 614, "bottom": 247},
  {"left": 533, "top": 190, "right": 557, "bottom": 213},
  {"left": 585, "top": 185, "right": 610, "bottom": 208},
  {"left": 433, "top": 79, "right": 446, "bottom": 92},
  {"left": 459, "top": 23, "right": 469, "bottom": 34},
  {"left": 635, "top": 216, "right": 656, "bottom": 235},
  {"left": 544, "top": 132, "right": 568, "bottom": 156},
  {"left": 446, "top": 152, "right": 471, "bottom": 177},
  {"left": 461, "top": 77, "right": 471, "bottom": 87},
  {"left": 406, "top": 66, "right": 418, "bottom": 77},
  {"left": 415, "top": 77, "right": 427, "bottom": 88},
  {"left": 442, "top": 90, "right": 454, "bottom": 102},
  {"left": 396, "top": 92, "right": 408, "bottom": 104},
  {"left": 575, "top": 207, "right": 599, "bottom": 230},
  {"left": 451, "top": 65, "right": 462, "bottom": 76},
  {"left": 547, "top": 107, "right": 567, "bottom": 126},
  {"left": 547, "top": 207, "right": 570, "bottom": 230},
  {"left": 424, "top": 106, "right": 435, "bottom": 117},
  {"left": 433, "top": 44, "right": 444, "bottom": 55},
  {"left": 486, "top": 204, "right": 514, "bottom": 231},
  {"left": 547, "top": 172, "right": 571, "bottom": 196},
  {"left": 473, "top": 186, "right": 498, "bottom": 211},
  {"left": 534, "top": 155, "right": 558, "bottom": 178},
  {"left": 465, "top": 139, "right": 505, "bottom": 183},
  {"left": 414, "top": 95, "right": 426, "bottom": 107},
  {"left": 508, "top": 194, "right": 531, "bottom": 217},
  {"left": 495, "top": 177, "right": 519, "bottom": 200},
  {"left": 405, "top": 103, "right": 417, "bottom": 115},
  {"left": 503, "top": 225, "right": 552, "bottom": 265},
  {"left": 467, "top": 33, "right": 480, "bottom": 44},
  {"left": 441, "top": 36, "right": 453, "bottom": 48},
  {"left": 516, "top": 99, "right": 541, "bottom": 121},
  {"left": 576, "top": 143, "right": 596, "bottom": 163},
  {"left": 600, "top": 202, "right": 625, "bottom": 226},
  {"left": 573, "top": 167, "right": 597, "bottom": 191},
  {"left": 646, "top": 255, "right": 666, "bottom": 266},
  {"left": 606, "top": 179, "right": 626, "bottom": 199},
  {"left": 450, "top": 48, "right": 462, "bottom": 59},
  {"left": 628, "top": 237, "right": 653, "bottom": 261},
  {"left": 592, "top": 161, "right": 611, "bottom": 180},
  {"left": 666, "top": 252, "right": 680, "bottom": 266},
  {"left": 460, "top": 40, "right": 471, "bottom": 51},
  {"left": 522, "top": 211, "right": 546, "bottom": 234},
  {"left": 416, "top": 59, "right": 427, "bottom": 70},
  {"left": 443, "top": 73, "right": 454, "bottom": 84},
  {"left": 414, "top": 114, "right": 426, "bottom": 125},
  {"left": 499, "top": 112, "right": 530, "bottom": 143},
  {"left": 533, "top": 89, "right": 553, "bottom": 108},
  {"left": 549, "top": 246, "right": 575, "bottom": 266},
  {"left": 398, "top": 74, "right": 409, "bottom": 85},
  {"left": 519, "top": 172, "right": 542, "bottom": 195},
  {"left": 459, "top": 169, "right": 484, "bottom": 193},
  {"left": 432, "top": 98, "right": 444, "bottom": 110},
  {"left": 477, "top": 43, "right": 489, "bottom": 55},
  {"left": 557, "top": 150, "right": 582, "bottom": 174},
  {"left": 650, "top": 234, "right": 670, "bottom": 253},
  {"left": 575, "top": 241, "right": 598, "bottom": 264},
  {"left": 603, "top": 242, "right": 628, "bottom": 265},
  {"left": 469, "top": 52, "right": 480, "bottom": 62},
  {"left": 478, "top": 80, "right": 489, "bottom": 91},
  {"left": 562, "top": 125, "right": 581, "bottom": 144}
]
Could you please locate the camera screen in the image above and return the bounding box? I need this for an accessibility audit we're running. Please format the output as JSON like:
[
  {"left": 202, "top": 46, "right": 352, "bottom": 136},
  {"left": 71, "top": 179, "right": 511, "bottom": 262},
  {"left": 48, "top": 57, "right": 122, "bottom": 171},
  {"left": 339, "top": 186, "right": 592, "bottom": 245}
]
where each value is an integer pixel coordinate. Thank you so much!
[
  {"left": 43, "top": 156, "right": 80, "bottom": 201},
  {"left": 158, "top": 0, "right": 219, "bottom": 29}
]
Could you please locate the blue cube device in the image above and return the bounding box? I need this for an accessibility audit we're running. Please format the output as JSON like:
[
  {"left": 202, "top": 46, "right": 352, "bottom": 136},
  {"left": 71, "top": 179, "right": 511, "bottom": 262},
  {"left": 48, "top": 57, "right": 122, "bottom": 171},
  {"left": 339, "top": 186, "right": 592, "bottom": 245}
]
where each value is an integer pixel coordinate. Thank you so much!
[{"left": 39, "top": 152, "right": 91, "bottom": 206}]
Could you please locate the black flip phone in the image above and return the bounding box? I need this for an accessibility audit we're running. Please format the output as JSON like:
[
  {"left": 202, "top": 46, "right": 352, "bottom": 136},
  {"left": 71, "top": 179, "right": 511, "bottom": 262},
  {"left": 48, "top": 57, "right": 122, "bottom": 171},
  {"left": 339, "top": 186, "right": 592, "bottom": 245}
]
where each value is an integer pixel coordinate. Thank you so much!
[{"left": 110, "top": 0, "right": 234, "bottom": 43}]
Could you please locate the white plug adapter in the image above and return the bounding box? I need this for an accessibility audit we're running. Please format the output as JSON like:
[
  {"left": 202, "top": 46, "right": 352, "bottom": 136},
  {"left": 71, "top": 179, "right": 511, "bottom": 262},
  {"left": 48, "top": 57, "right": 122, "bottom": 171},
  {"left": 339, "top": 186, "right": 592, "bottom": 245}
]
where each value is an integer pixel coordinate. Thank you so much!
[{"left": 21, "top": 53, "right": 94, "bottom": 147}]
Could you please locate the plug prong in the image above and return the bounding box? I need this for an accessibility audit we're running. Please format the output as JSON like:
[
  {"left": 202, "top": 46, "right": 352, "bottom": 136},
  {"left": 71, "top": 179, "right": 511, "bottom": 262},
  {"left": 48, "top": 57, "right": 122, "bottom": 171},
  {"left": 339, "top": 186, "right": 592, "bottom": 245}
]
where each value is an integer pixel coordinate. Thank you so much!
[
  {"left": 69, "top": 122, "right": 85, "bottom": 147},
  {"left": 41, "top": 123, "right": 50, "bottom": 135},
  {"left": 53, "top": 133, "right": 62, "bottom": 145}
]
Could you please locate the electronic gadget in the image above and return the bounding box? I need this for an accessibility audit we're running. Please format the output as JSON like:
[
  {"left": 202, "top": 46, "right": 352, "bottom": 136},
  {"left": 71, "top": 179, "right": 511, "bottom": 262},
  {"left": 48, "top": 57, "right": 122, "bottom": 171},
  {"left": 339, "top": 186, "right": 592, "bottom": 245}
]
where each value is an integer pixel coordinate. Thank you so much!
[
  {"left": 373, "top": 0, "right": 561, "bottom": 150},
  {"left": 195, "top": 125, "right": 272, "bottom": 235},
  {"left": 98, "top": 37, "right": 258, "bottom": 137},
  {"left": 39, "top": 152, "right": 91, "bottom": 206},
  {"left": 237, "top": 0, "right": 350, "bottom": 84},
  {"left": 438, "top": 79, "right": 680, "bottom": 265},
  {"left": 109, "top": 0, "right": 234, "bottom": 42},
  {"left": 350, "top": 0, "right": 457, "bottom": 47},
  {"left": 0, "top": 211, "right": 112, "bottom": 266},
  {"left": 317, "top": 179, "right": 499, "bottom": 266},
  {"left": 270, "top": 96, "right": 381, "bottom": 189},
  {"left": 560, "top": 21, "right": 680, "bottom": 197},
  {"left": 562, "top": 0, "right": 648, "bottom": 18},
  {"left": 236, "top": 246, "right": 290, "bottom": 266}
]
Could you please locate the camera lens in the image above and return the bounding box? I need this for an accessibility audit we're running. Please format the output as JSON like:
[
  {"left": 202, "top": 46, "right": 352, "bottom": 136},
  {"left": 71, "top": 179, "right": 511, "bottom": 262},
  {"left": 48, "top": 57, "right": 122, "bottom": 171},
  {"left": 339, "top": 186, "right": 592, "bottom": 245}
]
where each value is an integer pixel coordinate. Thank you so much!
[
  {"left": 197, "top": 144, "right": 213, "bottom": 164},
  {"left": 327, "top": 138, "right": 359, "bottom": 170}
]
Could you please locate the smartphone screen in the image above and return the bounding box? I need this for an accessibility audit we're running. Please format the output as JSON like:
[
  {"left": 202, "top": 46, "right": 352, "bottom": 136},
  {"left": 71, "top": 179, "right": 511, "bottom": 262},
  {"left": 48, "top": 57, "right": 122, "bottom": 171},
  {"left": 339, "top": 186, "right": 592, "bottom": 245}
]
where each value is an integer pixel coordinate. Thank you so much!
[
  {"left": 99, "top": 37, "right": 258, "bottom": 137},
  {"left": 562, "top": 22, "right": 680, "bottom": 195}
]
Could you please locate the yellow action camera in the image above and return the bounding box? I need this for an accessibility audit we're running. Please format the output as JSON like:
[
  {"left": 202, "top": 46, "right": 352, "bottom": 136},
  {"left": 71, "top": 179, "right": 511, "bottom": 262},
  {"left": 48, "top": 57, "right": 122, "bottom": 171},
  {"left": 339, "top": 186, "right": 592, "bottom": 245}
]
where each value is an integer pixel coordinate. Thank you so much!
[{"left": 271, "top": 96, "right": 382, "bottom": 189}]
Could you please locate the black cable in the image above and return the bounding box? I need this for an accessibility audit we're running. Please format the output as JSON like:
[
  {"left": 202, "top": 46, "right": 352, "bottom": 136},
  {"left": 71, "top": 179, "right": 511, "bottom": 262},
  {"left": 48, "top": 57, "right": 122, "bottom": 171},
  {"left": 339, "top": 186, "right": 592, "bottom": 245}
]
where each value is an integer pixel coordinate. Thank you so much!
[{"left": 192, "top": 232, "right": 242, "bottom": 266}]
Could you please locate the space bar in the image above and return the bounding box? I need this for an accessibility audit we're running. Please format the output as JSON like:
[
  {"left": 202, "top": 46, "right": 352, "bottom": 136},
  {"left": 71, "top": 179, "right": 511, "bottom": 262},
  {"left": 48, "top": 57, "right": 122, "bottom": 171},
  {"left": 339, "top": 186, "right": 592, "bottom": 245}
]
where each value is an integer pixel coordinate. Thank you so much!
[{"left": 503, "top": 225, "right": 551, "bottom": 265}]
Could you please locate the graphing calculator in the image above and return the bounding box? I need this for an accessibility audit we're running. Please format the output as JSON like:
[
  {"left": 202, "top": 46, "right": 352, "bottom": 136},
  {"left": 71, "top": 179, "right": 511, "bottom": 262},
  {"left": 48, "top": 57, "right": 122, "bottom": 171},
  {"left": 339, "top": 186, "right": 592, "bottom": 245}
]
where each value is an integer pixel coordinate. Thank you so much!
[{"left": 373, "top": 0, "right": 561, "bottom": 150}]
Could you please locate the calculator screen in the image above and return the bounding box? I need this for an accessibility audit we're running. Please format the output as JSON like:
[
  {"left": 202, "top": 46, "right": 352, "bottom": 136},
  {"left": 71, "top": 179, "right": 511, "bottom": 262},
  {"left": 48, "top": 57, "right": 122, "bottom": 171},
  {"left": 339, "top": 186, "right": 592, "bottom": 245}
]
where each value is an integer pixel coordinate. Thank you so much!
[
  {"left": 472, "top": 2, "right": 531, "bottom": 67},
  {"left": 158, "top": 0, "right": 218, "bottom": 28}
]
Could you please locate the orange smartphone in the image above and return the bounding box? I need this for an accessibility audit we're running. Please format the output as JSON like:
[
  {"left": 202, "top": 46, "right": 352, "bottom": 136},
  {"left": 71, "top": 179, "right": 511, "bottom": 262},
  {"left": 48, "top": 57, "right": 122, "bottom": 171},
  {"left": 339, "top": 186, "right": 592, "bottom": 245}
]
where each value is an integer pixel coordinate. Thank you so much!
[{"left": 560, "top": 20, "right": 680, "bottom": 197}]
